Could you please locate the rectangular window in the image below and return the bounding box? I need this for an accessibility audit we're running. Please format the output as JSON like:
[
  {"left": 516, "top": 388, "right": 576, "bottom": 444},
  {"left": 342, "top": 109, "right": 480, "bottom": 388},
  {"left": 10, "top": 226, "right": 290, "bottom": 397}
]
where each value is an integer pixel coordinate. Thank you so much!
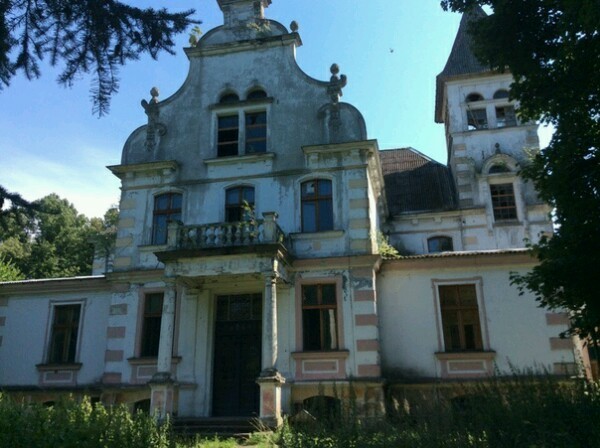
[
  {"left": 49, "top": 304, "right": 81, "bottom": 364},
  {"left": 467, "top": 108, "right": 488, "bottom": 130},
  {"left": 490, "top": 183, "right": 517, "bottom": 221},
  {"left": 439, "top": 285, "right": 483, "bottom": 352},
  {"left": 140, "top": 293, "right": 163, "bottom": 357},
  {"left": 225, "top": 186, "right": 255, "bottom": 223},
  {"left": 217, "top": 115, "right": 240, "bottom": 157},
  {"left": 495, "top": 105, "right": 517, "bottom": 128},
  {"left": 301, "top": 179, "right": 333, "bottom": 232},
  {"left": 302, "top": 284, "right": 338, "bottom": 351},
  {"left": 152, "top": 193, "right": 182, "bottom": 245},
  {"left": 245, "top": 111, "right": 267, "bottom": 153}
]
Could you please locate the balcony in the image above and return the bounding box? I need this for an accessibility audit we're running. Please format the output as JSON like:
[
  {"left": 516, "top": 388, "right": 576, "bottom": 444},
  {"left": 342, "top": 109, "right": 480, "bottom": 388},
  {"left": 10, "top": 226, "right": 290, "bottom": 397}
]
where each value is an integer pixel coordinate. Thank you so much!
[{"left": 162, "top": 212, "right": 286, "bottom": 252}]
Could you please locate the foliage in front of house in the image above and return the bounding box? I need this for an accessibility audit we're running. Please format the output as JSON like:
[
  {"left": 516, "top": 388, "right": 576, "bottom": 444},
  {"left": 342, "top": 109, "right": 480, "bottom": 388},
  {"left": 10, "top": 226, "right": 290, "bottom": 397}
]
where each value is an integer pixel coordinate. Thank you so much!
[
  {"left": 2, "top": 375, "right": 600, "bottom": 447},
  {"left": 0, "top": 395, "right": 170, "bottom": 448}
]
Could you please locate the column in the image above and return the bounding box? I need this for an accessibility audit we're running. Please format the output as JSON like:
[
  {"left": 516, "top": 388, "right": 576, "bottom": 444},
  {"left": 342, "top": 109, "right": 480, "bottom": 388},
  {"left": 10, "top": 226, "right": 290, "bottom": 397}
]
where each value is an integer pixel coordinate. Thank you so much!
[
  {"left": 149, "top": 280, "right": 177, "bottom": 420},
  {"left": 257, "top": 269, "right": 285, "bottom": 427},
  {"left": 261, "top": 272, "right": 278, "bottom": 375}
]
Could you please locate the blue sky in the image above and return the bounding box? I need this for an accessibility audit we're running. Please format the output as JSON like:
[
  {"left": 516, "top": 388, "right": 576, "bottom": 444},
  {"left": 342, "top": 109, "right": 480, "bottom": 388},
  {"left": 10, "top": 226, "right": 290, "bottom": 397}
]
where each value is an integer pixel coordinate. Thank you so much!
[{"left": 0, "top": 1, "right": 543, "bottom": 218}]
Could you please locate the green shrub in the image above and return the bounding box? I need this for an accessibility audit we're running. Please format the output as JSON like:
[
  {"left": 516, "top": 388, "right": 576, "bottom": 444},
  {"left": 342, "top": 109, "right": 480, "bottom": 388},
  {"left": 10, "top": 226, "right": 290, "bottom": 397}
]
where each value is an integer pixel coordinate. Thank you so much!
[
  {"left": 277, "top": 375, "right": 600, "bottom": 448},
  {"left": 0, "top": 394, "right": 171, "bottom": 448}
]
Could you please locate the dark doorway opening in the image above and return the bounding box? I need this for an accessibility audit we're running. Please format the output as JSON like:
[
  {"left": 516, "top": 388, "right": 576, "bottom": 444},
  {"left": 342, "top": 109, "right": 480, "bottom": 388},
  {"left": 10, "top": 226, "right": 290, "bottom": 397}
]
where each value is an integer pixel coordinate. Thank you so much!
[{"left": 212, "top": 293, "right": 262, "bottom": 417}]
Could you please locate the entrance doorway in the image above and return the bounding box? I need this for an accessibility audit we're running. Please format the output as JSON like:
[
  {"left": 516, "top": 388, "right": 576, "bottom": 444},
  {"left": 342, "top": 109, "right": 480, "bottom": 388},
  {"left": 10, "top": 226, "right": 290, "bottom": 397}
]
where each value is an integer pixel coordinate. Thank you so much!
[{"left": 212, "top": 293, "right": 262, "bottom": 416}]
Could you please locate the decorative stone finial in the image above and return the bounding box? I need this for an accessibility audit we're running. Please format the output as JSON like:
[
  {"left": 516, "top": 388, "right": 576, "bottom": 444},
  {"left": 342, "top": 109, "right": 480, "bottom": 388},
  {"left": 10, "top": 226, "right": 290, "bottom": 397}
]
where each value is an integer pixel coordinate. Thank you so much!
[
  {"left": 327, "top": 63, "right": 347, "bottom": 104},
  {"left": 495, "top": 142, "right": 502, "bottom": 154},
  {"left": 325, "top": 63, "right": 348, "bottom": 143},
  {"left": 290, "top": 20, "right": 299, "bottom": 32},
  {"left": 141, "top": 87, "right": 167, "bottom": 153}
]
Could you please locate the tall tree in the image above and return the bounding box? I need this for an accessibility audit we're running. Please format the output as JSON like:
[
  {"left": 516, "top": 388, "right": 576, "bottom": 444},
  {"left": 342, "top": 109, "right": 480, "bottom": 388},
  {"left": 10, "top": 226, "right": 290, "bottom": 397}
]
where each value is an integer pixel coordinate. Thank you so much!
[
  {"left": 2, "top": 1, "right": 198, "bottom": 115},
  {"left": 440, "top": 1, "right": 600, "bottom": 340},
  {"left": 0, "top": 194, "right": 117, "bottom": 279}
]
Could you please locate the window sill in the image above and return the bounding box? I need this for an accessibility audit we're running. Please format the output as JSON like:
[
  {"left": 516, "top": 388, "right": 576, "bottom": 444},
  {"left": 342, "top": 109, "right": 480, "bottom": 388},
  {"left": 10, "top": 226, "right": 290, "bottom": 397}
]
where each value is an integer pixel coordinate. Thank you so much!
[
  {"left": 290, "top": 230, "right": 344, "bottom": 240},
  {"left": 292, "top": 350, "right": 349, "bottom": 360},
  {"left": 36, "top": 363, "right": 82, "bottom": 372},
  {"left": 204, "top": 152, "right": 275, "bottom": 166},
  {"left": 435, "top": 351, "right": 496, "bottom": 360},
  {"left": 435, "top": 351, "right": 496, "bottom": 378},
  {"left": 493, "top": 220, "right": 521, "bottom": 227},
  {"left": 209, "top": 97, "right": 274, "bottom": 110},
  {"left": 127, "top": 356, "right": 182, "bottom": 365}
]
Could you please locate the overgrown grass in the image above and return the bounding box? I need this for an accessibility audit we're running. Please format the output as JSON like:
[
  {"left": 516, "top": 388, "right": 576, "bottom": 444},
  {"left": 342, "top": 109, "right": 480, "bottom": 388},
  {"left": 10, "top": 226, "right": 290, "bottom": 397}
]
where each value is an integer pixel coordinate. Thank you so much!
[
  {"left": 2, "top": 375, "right": 599, "bottom": 448},
  {"left": 277, "top": 374, "right": 600, "bottom": 448}
]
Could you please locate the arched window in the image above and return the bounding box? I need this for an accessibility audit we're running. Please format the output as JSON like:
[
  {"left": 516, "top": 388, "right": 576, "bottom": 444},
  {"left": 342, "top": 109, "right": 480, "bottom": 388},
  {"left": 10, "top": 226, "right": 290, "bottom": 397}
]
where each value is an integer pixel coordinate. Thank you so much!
[
  {"left": 466, "top": 92, "right": 484, "bottom": 102},
  {"left": 427, "top": 236, "right": 454, "bottom": 253},
  {"left": 301, "top": 179, "right": 333, "bottom": 232},
  {"left": 225, "top": 186, "right": 255, "bottom": 222},
  {"left": 219, "top": 92, "right": 239, "bottom": 103},
  {"left": 488, "top": 164, "right": 510, "bottom": 174},
  {"left": 493, "top": 89, "right": 509, "bottom": 99},
  {"left": 465, "top": 93, "right": 487, "bottom": 130},
  {"left": 303, "top": 396, "right": 341, "bottom": 421},
  {"left": 152, "top": 192, "right": 182, "bottom": 244},
  {"left": 247, "top": 89, "right": 267, "bottom": 100}
]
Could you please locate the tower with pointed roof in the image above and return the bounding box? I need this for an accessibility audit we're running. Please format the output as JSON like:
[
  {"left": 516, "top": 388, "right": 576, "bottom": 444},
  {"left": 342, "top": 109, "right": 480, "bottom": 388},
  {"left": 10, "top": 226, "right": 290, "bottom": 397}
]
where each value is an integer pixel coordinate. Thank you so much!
[{"left": 434, "top": 6, "right": 551, "bottom": 248}]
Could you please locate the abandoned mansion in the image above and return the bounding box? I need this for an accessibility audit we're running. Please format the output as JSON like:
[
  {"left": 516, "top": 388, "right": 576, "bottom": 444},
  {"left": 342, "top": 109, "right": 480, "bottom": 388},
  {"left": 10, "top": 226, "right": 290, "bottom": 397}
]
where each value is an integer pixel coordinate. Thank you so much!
[{"left": 0, "top": 1, "right": 587, "bottom": 424}]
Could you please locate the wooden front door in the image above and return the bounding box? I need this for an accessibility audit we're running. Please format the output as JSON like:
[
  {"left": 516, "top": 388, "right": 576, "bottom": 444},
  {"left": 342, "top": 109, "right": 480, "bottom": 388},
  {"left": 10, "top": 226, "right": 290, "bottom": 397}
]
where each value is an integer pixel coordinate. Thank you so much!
[{"left": 212, "top": 293, "right": 262, "bottom": 416}]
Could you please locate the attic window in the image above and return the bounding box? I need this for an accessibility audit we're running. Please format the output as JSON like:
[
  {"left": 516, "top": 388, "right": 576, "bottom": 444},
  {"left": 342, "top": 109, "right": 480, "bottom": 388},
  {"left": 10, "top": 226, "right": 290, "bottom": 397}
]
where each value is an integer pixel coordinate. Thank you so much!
[
  {"left": 219, "top": 93, "right": 240, "bottom": 104},
  {"left": 493, "top": 89, "right": 509, "bottom": 99},
  {"left": 247, "top": 89, "right": 267, "bottom": 100},
  {"left": 466, "top": 93, "right": 484, "bottom": 102}
]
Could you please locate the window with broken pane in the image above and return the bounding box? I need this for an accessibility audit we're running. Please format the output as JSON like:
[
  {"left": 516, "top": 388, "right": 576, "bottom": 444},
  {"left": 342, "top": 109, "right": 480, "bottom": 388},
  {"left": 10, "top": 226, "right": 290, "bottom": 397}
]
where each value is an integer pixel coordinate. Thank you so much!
[{"left": 302, "top": 284, "right": 338, "bottom": 351}]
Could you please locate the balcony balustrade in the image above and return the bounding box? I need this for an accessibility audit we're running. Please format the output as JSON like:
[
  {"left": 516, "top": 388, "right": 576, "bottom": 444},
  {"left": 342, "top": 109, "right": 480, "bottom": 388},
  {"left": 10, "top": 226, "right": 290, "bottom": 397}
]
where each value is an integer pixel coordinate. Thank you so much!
[{"left": 165, "top": 212, "right": 284, "bottom": 251}]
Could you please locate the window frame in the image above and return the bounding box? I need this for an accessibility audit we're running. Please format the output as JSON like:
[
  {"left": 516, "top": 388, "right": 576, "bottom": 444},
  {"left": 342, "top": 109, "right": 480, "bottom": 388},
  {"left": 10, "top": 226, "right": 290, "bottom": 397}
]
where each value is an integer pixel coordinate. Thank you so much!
[
  {"left": 300, "top": 178, "right": 334, "bottom": 233},
  {"left": 212, "top": 93, "right": 271, "bottom": 158},
  {"left": 489, "top": 182, "right": 518, "bottom": 221},
  {"left": 225, "top": 185, "right": 255, "bottom": 223},
  {"left": 139, "top": 292, "right": 164, "bottom": 358},
  {"left": 427, "top": 236, "right": 454, "bottom": 253},
  {"left": 433, "top": 279, "right": 489, "bottom": 353},
  {"left": 151, "top": 192, "right": 182, "bottom": 245},
  {"left": 295, "top": 277, "right": 344, "bottom": 352},
  {"left": 46, "top": 301, "right": 84, "bottom": 365}
]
